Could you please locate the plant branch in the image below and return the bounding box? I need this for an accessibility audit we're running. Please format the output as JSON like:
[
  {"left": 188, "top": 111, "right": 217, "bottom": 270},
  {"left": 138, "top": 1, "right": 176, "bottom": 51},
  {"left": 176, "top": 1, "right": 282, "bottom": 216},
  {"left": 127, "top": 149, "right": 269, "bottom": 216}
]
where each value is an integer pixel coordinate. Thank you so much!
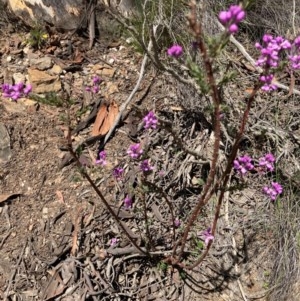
[
  {"left": 184, "top": 83, "right": 262, "bottom": 269},
  {"left": 67, "top": 133, "right": 147, "bottom": 255},
  {"left": 175, "top": 0, "right": 222, "bottom": 261}
]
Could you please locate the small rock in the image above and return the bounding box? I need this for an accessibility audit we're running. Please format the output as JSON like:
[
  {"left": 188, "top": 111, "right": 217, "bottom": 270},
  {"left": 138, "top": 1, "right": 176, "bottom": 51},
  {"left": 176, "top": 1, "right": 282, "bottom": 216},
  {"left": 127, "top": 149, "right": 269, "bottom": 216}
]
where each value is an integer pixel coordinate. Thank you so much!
[
  {"left": 18, "top": 98, "right": 39, "bottom": 113},
  {"left": 28, "top": 68, "right": 61, "bottom": 93},
  {"left": 96, "top": 68, "right": 116, "bottom": 78},
  {"left": 30, "top": 57, "right": 53, "bottom": 70},
  {"left": 13, "top": 72, "right": 26, "bottom": 84},
  {"left": 106, "top": 82, "right": 119, "bottom": 94},
  {"left": 6, "top": 56, "right": 12, "bottom": 62},
  {"left": 108, "top": 58, "right": 114, "bottom": 65},
  {"left": 23, "top": 59, "right": 30, "bottom": 67},
  {"left": 23, "top": 46, "right": 30, "bottom": 54},
  {"left": 49, "top": 64, "right": 63, "bottom": 75},
  {"left": 91, "top": 64, "right": 102, "bottom": 71}
]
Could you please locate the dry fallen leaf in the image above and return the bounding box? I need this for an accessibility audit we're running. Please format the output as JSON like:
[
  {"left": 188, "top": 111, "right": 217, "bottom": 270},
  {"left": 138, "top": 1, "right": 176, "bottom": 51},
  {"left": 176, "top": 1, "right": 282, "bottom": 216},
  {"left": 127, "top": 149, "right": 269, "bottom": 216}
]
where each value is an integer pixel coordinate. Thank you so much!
[{"left": 91, "top": 100, "right": 119, "bottom": 136}]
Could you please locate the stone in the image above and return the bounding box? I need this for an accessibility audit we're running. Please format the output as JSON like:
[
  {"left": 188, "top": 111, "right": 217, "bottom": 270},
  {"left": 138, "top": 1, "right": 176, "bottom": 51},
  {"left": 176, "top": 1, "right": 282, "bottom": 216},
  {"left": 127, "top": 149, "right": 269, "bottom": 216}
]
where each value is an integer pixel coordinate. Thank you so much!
[
  {"left": 1, "top": 98, "right": 25, "bottom": 114},
  {"left": 49, "top": 64, "right": 63, "bottom": 75},
  {"left": 30, "top": 57, "right": 53, "bottom": 71},
  {"left": 27, "top": 68, "right": 61, "bottom": 93},
  {"left": 95, "top": 68, "right": 116, "bottom": 78},
  {"left": 5, "top": 0, "right": 85, "bottom": 30},
  {"left": 106, "top": 82, "right": 119, "bottom": 94},
  {"left": 13, "top": 72, "right": 26, "bottom": 84}
]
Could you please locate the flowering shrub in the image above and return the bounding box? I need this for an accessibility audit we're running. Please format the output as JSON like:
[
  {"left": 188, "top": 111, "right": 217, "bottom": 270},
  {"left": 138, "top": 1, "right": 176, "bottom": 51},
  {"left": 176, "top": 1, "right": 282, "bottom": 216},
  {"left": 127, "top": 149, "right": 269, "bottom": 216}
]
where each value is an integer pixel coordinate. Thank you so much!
[{"left": 67, "top": 2, "right": 290, "bottom": 273}]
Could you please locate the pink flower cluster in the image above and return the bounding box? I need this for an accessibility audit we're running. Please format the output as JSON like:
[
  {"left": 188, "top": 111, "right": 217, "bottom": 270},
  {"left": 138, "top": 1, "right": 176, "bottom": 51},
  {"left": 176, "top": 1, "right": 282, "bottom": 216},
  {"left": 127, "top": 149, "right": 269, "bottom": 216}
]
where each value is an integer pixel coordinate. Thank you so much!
[
  {"left": 85, "top": 75, "right": 102, "bottom": 94},
  {"left": 259, "top": 153, "right": 275, "bottom": 172},
  {"left": 95, "top": 150, "right": 107, "bottom": 166},
  {"left": 113, "top": 167, "right": 124, "bottom": 180},
  {"left": 167, "top": 45, "right": 183, "bottom": 57},
  {"left": 143, "top": 111, "right": 158, "bottom": 130},
  {"left": 234, "top": 153, "right": 283, "bottom": 201},
  {"left": 1, "top": 82, "right": 32, "bottom": 101},
  {"left": 233, "top": 155, "right": 254, "bottom": 175},
  {"left": 198, "top": 227, "right": 214, "bottom": 246},
  {"left": 219, "top": 5, "right": 246, "bottom": 34},
  {"left": 255, "top": 34, "right": 300, "bottom": 91},
  {"left": 127, "top": 143, "right": 143, "bottom": 159},
  {"left": 289, "top": 36, "right": 300, "bottom": 70},
  {"left": 123, "top": 195, "right": 133, "bottom": 209},
  {"left": 140, "top": 159, "right": 153, "bottom": 172},
  {"left": 255, "top": 35, "right": 291, "bottom": 68},
  {"left": 263, "top": 182, "right": 283, "bottom": 201}
]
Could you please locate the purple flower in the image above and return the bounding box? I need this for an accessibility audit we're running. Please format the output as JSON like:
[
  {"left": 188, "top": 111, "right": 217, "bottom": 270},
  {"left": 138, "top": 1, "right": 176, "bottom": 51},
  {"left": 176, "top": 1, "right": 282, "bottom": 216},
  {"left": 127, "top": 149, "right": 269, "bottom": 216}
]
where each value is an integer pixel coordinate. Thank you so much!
[
  {"left": 127, "top": 143, "right": 143, "bottom": 159},
  {"left": 219, "top": 5, "right": 246, "bottom": 35},
  {"left": 259, "top": 153, "right": 275, "bottom": 172},
  {"left": 11, "top": 91, "right": 21, "bottom": 101},
  {"left": 140, "top": 159, "right": 154, "bottom": 172},
  {"left": 95, "top": 150, "right": 107, "bottom": 166},
  {"left": 1, "top": 82, "right": 32, "bottom": 101},
  {"left": 113, "top": 167, "right": 124, "bottom": 180},
  {"left": 110, "top": 238, "right": 119, "bottom": 247},
  {"left": 174, "top": 218, "right": 181, "bottom": 227},
  {"left": 234, "top": 155, "right": 254, "bottom": 175},
  {"left": 23, "top": 84, "right": 32, "bottom": 95},
  {"left": 260, "top": 74, "right": 277, "bottom": 91},
  {"left": 289, "top": 54, "right": 300, "bottom": 70},
  {"left": 294, "top": 36, "right": 300, "bottom": 48},
  {"left": 228, "top": 23, "right": 238, "bottom": 34},
  {"left": 123, "top": 195, "right": 133, "bottom": 209},
  {"left": 263, "top": 182, "right": 283, "bottom": 201},
  {"left": 143, "top": 111, "right": 158, "bottom": 130},
  {"left": 13, "top": 82, "right": 24, "bottom": 92},
  {"left": 255, "top": 34, "right": 291, "bottom": 70},
  {"left": 198, "top": 227, "right": 214, "bottom": 246},
  {"left": 167, "top": 45, "right": 183, "bottom": 57},
  {"left": 92, "top": 75, "right": 101, "bottom": 85},
  {"left": 92, "top": 86, "right": 99, "bottom": 94}
]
